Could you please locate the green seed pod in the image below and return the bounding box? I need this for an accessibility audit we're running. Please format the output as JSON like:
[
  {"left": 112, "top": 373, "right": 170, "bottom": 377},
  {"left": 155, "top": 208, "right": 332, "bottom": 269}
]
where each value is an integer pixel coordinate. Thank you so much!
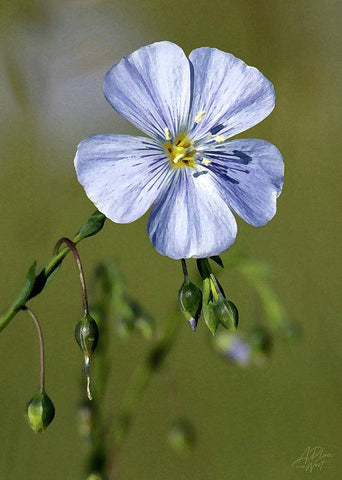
[
  {"left": 214, "top": 299, "right": 239, "bottom": 332},
  {"left": 178, "top": 279, "right": 202, "bottom": 331},
  {"left": 75, "top": 314, "right": 99, "bottom": 357},
  {"left": 26, "top": 392, "right": 55, "bottom": 433}
]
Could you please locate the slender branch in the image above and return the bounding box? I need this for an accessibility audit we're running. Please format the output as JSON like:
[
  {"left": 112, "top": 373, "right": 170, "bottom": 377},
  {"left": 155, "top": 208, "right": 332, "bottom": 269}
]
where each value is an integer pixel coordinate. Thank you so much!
[
  {"left": 54, "top": 238, "right": 89, "bottom": 316},
  {"left": 22, "top": 306, "right": 45, "bottom": 393},
  {"left": 0, "top": 211, "right": 105, "bottom": 334}
]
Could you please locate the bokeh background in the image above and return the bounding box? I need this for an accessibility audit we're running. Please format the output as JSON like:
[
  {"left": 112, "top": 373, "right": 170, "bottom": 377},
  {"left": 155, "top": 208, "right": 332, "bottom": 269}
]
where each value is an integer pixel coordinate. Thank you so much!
[{"left": 1, "top": 0, "right": 341, "bottom": 478}]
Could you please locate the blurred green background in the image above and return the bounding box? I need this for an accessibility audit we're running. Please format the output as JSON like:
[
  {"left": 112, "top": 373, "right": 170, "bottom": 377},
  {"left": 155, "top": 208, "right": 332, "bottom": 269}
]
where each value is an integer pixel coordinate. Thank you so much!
[{"left": 1, "top": 0, "right": 341, "bottom": 478}]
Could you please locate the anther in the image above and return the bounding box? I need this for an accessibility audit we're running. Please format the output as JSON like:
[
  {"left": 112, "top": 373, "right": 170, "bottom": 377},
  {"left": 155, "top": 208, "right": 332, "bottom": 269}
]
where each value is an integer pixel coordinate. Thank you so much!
[
  {"left": 164, "top": 127, "right": 171, "bottom": 140},
  {"left": 194, "top": 111, "right": 206, "bottom": 123},
  {"left": 201, "top": 158, "right": 212, "bottom": 166}
]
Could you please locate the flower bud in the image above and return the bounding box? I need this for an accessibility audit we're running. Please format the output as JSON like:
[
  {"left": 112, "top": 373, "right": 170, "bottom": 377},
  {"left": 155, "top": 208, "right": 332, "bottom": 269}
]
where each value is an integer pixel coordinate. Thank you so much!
[
  {"left": 86, "top": 474, "right": 103, "bottom": 480},
  {"left": 167, "top": 418, "right": 196, "bottom": 453},
  {"left": 213, "top": 299, "right": 238, "bottom": 332},
  {"left": 75, "top": 314, "right": 99, "bottom": 357},
  {"left": 178, "top": 279, "right": 202, "bottom": 331},
  {"left": 26, "top": 392, "right": 55, "bottom": 433}
]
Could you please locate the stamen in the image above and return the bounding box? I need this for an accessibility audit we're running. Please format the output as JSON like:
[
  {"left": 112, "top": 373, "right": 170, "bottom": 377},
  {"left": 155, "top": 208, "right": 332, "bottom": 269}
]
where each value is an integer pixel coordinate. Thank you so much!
[
  {"left": 202, "top": 158, "right": 212, "bottom": 166},
  {"left": 194, "top": 111, "right": 206, "bottom": 123},
  {"left": 173, "top": 154, "right": 184, "bottom": 164},
  {"left": 164, "top": 134, "right": 196, "bottom": 168},
  {"left": 164, "top": 127, "right": 171, "bottom": 140}
]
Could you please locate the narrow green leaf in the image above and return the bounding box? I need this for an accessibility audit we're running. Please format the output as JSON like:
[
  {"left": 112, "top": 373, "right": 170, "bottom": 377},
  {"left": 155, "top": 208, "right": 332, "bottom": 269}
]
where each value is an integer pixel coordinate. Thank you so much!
[
  {"left": 210, "top": 255, "right": 224, "bottom": 268},
  {"left": 11, "top": 261, "right": 37, "bottom": 311},
  {"left": 74, "top": 210, "right": 106, "bottom": 242},
  {"left": 29, "top": 262, "right": 61, "bottom": 300}
]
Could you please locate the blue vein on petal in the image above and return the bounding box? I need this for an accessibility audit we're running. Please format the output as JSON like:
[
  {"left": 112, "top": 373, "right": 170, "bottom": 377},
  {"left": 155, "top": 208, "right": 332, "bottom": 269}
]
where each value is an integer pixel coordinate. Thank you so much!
[
  {"left": 210, "top": 124, "right": 225, "bottom": 135},
  {"left": 201, "top": 150, "right": 253, "bottom": 165}
]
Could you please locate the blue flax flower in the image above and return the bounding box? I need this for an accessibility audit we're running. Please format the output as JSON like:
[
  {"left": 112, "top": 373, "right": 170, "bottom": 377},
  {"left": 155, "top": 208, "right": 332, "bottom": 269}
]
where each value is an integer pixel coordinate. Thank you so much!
[{"left": 75, "top": 41, "right": 284, "bottom": 259}]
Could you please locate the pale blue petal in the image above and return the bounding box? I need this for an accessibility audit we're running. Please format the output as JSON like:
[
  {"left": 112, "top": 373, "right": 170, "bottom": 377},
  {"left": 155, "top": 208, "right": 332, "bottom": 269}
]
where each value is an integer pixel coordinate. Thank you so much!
[
  {"left": 188, "top": 48, "right": 275, "bottom": 141},
  {"left": 104, "top": 41, "right": 191, "bottom": 140},
  {"left": 198, "top": 139, "right": 284, "bottom": 226},
  {"left": 148, "top": 168, "right": 237, "bottom": 259},
  {"left": 74, "top": 135, "right": 172, "bottom": 223}
]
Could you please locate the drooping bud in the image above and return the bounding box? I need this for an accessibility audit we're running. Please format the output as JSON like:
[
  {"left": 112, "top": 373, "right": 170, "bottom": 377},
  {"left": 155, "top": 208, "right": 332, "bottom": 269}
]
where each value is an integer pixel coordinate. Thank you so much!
[
  {"left": 213, "top": 299, "right": 238, "bottom": 332},
  {"left": 75, "top": 314, "right": 99, "bottom": 358},
  {"left": 26, "top": 391, "right": 55, "bottom": 433},
  {"left": 167, "top": 418, "right": 196, "bottom": 453},
  {"left": 178, "top": 279, "right": 202, "bottom": 331}
]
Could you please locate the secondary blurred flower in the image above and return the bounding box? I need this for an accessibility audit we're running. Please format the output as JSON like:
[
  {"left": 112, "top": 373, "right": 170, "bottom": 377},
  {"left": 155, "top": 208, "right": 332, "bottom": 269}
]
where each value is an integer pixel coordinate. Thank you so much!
[
  {"left": 214, "top": 332, "right": 252, "bottom": 366},
  {"left": 75, "top": 41, "right": 284, "bottom": 259}
]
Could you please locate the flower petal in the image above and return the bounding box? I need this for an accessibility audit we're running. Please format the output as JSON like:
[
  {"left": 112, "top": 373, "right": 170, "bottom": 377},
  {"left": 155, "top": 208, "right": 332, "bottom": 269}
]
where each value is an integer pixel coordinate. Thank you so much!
[
  {"left": 188, "top": 48, "right": 275, "bottom": 141},
  {"left": 148, "top": 168, "right": 237, "bottom": 259},
  {"left": 198, "top": 139, "right": 284, "bottom": 226},
  {"left": 104, "top": 41, "right": 191, "bottom": 140},
  {"left": 74, "top": 134, "right": 172, "bottom": 223}
]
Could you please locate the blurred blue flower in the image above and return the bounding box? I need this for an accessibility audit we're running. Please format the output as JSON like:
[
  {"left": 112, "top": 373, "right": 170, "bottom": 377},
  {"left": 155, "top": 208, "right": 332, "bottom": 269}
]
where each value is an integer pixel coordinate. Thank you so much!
[
  {"left": 224, "top": 335, "right": 252, "bottom": 366},
  {"left": 75, "top": 41, "right": 284, "bottom": 259},
  {"left": 214, "top": 331, "right": 252, "bottom": 366}
]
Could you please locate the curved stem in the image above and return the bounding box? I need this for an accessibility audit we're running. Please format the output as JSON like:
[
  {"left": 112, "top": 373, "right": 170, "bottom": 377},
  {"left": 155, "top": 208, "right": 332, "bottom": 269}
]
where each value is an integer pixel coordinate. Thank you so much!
[
  {"left": 22, "top": 306, "right": 45, "bottom": 393},
  {"left": 54, "top": 238, "right": 89, "bottom": 316},
  {"left": 0, "top": 211, "right": 105, "bottom": 335}
]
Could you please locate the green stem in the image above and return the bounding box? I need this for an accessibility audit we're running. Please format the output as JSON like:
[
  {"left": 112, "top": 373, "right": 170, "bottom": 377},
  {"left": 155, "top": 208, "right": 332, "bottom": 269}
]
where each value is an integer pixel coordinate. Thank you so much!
[
  {"left": 113, "top": 312, "right": 182, "bottom": 449},
  {"left": 22, "top": 306, "right": 45, "bottom": 393},
  {"left": 181, "top": 259, "right": 188, "bottom": 279},
  {"left": 54, "top": 237, "right": 89, "bottom": 316},
  {"left": 0, "top": 211, "right": 105, "bottom": 334}
]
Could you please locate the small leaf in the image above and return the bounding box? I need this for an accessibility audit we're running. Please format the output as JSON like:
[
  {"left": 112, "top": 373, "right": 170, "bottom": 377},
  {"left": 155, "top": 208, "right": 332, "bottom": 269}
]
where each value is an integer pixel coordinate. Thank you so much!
[
  {"left": 29, "top": 262, "right": 61, "bottom": 300},
  {"left": 74, "top": 210, "right": 106, "bottom": 242},
  {"left": 12, "top": 261, "right": 36, "bottom": 311},
  {"left": 210, "top": 255, "right": 224, "bottom": 268}
]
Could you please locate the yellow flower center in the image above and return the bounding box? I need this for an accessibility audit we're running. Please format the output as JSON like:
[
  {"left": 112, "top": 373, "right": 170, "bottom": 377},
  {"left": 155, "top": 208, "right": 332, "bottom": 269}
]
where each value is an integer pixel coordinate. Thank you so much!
[{"left": 164, "top": 134, "right": 196, "bottom": 169}]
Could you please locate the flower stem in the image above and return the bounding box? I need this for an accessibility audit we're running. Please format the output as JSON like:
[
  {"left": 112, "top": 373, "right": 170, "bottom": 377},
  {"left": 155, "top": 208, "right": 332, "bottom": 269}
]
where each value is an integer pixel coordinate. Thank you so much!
[
  {"left": 54, "top": 238, "right": 89, "bottom": 316},
  {"left": 22, "top": 306, "right": 45, "bottom": 393},
  {"left": 181, "top": 259, "right": 188, "bottom": 279}
]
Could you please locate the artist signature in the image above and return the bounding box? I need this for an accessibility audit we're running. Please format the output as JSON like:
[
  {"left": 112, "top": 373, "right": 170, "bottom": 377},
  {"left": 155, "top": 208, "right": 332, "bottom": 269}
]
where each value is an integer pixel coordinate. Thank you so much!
[{"left": 292, "top": 446, "right": 335, "bottom": 472}]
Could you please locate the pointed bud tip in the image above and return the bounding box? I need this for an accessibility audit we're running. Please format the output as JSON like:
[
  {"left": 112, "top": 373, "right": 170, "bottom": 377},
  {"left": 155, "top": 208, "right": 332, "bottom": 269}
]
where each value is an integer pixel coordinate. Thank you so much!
[{"left": 188, "top": 317, "right": 198, "bottom": 332}]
